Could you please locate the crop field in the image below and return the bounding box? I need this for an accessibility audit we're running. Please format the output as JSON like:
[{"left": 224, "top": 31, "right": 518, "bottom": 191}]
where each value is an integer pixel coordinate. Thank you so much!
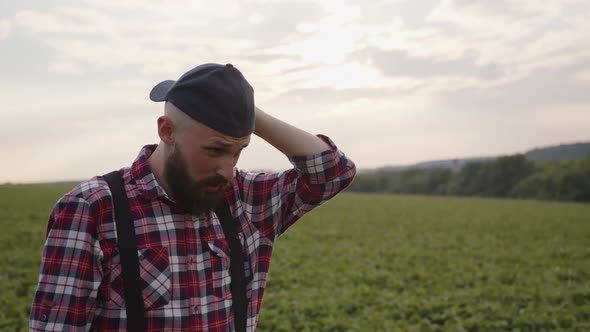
[{"left": 1, "top": 184, "right": 589, "bottom": 331}]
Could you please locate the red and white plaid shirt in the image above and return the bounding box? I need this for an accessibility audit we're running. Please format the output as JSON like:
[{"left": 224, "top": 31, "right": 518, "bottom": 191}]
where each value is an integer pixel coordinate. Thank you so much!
[{"left": 30, "top": 135, "right": 356, "bottom": 331}]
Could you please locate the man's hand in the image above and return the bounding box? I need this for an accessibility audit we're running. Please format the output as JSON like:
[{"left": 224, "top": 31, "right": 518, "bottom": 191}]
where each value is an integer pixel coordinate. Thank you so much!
[{"left": 253, "top": 107, "right": 331, "bottom": 157}]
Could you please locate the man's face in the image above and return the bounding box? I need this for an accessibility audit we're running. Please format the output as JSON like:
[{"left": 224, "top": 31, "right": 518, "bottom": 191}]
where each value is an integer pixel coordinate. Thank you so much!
[{"left": 163, "top": 121, "right": 250, "bottom": 215}]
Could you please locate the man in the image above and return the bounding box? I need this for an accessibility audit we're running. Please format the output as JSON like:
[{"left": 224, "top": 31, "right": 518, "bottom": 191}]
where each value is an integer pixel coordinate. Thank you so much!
[{"left": 30, "top": 63, "right": 356, "bottom": 331}]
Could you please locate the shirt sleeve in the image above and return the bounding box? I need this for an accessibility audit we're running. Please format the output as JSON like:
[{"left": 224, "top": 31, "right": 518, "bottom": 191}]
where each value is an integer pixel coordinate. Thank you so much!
[
  {"left": 30, "top": 194, "right": 103, "bottom": 331},
  {"left": 236, "top": 135, "right": 356, "bottom": 241}
]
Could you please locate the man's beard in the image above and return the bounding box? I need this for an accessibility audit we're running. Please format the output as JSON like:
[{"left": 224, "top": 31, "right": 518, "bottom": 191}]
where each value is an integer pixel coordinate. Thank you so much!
[{"left": 163, "top": 146, "right": 228, "bottom": 215}]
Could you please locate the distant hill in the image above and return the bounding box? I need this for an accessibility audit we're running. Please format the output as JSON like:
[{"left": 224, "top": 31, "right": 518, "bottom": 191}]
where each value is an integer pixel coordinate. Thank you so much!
[
  {"left": 363, "top": 141, "right": 590, "bottom": 173},
  {"left": 370, "top": 157, "right": 493, "bottom": 173},
  {"left": 526, "top": 142, "right": 590, "bottom": 162}
]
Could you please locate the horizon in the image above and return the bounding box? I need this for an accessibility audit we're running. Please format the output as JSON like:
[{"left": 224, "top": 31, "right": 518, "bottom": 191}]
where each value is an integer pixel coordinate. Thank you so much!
[
  {"left": 4, "top": 139, "right": 588, "bottom": 185},
  {"left": 2, "top": 0, "right": 590, "bottom": 183}
]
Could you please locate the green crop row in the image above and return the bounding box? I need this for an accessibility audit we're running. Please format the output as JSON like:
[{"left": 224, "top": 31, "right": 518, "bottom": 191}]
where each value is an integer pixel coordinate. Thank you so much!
[{"left": 0, "top": 185, "right": 588, "bottom": 331}]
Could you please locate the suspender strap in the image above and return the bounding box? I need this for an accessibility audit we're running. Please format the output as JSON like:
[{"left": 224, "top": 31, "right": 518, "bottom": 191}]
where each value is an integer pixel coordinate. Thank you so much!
[
  {"left": 104, "top": 170, "right": 146, "bottom": 332},
  {"left": 215, "top": 203, "right": 248, "bottom": 332}
]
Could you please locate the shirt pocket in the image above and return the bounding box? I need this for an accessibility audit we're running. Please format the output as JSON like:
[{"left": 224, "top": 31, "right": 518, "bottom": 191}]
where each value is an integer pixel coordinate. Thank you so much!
[
  {"left": 206, "top": 240, "right": 232, "bottom": 300},
  {"left": 107, "top": 246, "right": 172, "bottom": 311}
]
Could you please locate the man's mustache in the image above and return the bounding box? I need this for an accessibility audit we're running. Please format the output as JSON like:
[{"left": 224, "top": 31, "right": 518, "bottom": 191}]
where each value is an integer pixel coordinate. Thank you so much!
[{"left": 200, "top": 176, "right": 229, "bottom": 187}]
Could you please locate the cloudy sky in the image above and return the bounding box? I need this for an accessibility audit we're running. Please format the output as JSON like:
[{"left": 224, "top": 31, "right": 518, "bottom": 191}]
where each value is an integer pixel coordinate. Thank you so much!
[{"left": 1, "top": 0, "right": 589, "bottom": 183}]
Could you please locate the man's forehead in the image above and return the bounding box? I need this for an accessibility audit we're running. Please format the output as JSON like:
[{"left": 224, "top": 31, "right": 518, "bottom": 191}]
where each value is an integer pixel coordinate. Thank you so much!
[{"left": 207, "top": 135, "right": 250, "bottom": 147}]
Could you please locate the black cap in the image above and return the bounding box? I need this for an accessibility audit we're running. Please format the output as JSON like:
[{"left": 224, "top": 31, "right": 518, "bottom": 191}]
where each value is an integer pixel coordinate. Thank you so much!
[{"left": 150, "top": 63, "right": 255, "bottom": 137}]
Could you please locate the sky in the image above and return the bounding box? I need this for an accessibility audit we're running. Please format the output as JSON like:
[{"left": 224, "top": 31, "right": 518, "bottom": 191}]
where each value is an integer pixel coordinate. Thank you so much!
[{"left": 1, "top": 0, "right": 589, "bottom": 183}]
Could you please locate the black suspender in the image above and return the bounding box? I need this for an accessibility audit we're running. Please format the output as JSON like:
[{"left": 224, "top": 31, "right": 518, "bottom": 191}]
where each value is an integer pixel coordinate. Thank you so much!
[
  {"left": 104, "top": 170, "right": 145, "bottom": 332},
  {"left": 103, "top": 170, "right": 247, "bottom": 332},
  {"left": 215, "top": 203, "right": 248, "bottom": 332}
]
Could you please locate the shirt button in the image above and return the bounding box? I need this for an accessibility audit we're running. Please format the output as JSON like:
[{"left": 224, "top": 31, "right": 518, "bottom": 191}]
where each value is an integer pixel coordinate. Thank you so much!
[
  {"left": 192, "top": 306, "right": 198, "bottom": 314},
  {"left": 40, "top": 314, "right": 48, "bottom": 321}
]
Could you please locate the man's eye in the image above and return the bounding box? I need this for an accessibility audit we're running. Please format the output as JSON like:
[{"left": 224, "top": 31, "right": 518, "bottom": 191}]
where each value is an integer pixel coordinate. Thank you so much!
[{"left": 206, "top": 147, "right": 225, "bottom": 155}]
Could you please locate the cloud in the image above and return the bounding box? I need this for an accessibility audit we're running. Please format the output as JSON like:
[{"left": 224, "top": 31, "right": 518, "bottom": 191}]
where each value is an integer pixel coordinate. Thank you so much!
[
  {"left": 425, "top": 0, "right": 590, "bottom": 75},
  {"left": 0, "top": 18, "right": 11, "bottom": 39},
  {"left": 336, "top": 0, "right": 590, "bottom": 97},
  {"left": 10, "top": 1, "right": 329, "bottom": 100},
  {"left": 360, "top": 49, "right": 503, "bottom": 80},
  {"left": 12, "top": 1, "right": 324, "bottom": 61},
  {"left": 2, "top": 0, "right": 590, "bottom": 182},
  {"left": 437, "top": 62, "right": 590, "bottom": 113},
  {"left": 572, "top": 69, "right": 590, "bottom": 83},
  {"left": 13, "top": 0, "right": 589, "bottom": 100}
]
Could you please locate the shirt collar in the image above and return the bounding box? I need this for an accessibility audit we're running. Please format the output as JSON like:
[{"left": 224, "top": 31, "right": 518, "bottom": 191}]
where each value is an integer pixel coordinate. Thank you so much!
[{"left": 129, "top": 144, "right": 169, "bottom": 201}]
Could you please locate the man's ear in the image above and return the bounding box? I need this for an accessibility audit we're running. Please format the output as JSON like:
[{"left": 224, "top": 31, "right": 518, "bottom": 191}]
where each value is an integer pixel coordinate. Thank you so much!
[{"left": 157, "top": 115, "right": 175, "bottom": 145}]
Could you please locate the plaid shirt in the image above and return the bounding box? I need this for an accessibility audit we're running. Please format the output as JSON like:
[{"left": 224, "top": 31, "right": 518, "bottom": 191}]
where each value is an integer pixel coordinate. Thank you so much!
[{"left": 30, "top": 135, "right": 356, "bottom": 331}]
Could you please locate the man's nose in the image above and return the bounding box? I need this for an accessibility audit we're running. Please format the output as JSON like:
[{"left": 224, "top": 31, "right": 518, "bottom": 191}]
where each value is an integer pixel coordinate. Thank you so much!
[{"left": 215, "top": 157, "right": 236, "bottom": 183}]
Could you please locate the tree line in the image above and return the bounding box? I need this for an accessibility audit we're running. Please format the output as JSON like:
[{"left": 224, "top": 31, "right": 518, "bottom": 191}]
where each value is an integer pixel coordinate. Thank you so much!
[{"left": 348, "top": 155, "right": 590, "bottom": 202}]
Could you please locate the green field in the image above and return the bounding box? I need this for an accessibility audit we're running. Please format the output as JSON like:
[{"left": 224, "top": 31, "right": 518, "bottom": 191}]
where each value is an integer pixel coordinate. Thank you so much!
[{"left": 1, "top": 184, "right": 589, "bottom": 331}]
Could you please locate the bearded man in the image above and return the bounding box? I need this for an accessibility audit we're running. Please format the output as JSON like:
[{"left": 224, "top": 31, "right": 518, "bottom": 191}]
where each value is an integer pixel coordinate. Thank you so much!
[{"left": 30, "top": 63, "right": 356, "bottom": 331}]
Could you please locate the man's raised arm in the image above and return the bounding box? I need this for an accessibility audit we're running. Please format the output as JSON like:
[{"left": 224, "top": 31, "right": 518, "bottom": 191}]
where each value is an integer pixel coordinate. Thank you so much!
[{"left": 254, "top": 106, "right": 331, "bottom": 157}]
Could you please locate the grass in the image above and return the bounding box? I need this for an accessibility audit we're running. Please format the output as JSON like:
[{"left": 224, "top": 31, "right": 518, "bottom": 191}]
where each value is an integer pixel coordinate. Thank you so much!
[
  {"left": 258, "top": 194, "right": 590, "bottom": 331},
  {"left": 0, "top": 183, "right": 76, "bottom": 332},
  {"left": 0, "top": 185, "right": 589, "bottom": 331}
]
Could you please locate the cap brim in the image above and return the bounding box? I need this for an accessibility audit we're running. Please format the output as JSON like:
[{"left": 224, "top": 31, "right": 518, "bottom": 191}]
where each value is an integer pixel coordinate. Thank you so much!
[{"left": 149, "top": 80, "right": 176, "bottom": 102}]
